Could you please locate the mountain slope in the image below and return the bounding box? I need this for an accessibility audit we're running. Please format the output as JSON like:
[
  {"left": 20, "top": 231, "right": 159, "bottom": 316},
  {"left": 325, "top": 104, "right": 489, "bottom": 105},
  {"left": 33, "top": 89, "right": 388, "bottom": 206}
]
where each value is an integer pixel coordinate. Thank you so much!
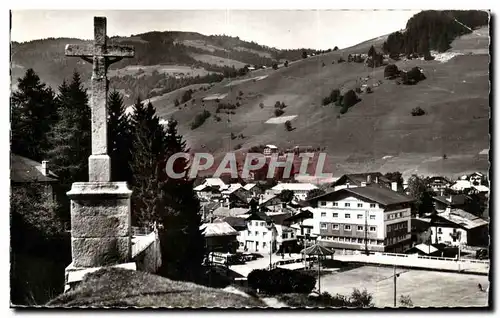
[{"left": 148, "top": 26, "right": 490, "bottom": 180}]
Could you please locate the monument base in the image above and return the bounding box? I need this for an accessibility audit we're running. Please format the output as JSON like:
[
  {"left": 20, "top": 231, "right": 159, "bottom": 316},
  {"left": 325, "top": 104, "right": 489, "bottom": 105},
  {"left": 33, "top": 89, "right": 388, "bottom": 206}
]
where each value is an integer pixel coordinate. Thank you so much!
[
  {"left": 67, "top": 181, "right": 132, "bottom": 268},
  {"left": 64, "top": 261, "right": 137, "bottom": 292}
]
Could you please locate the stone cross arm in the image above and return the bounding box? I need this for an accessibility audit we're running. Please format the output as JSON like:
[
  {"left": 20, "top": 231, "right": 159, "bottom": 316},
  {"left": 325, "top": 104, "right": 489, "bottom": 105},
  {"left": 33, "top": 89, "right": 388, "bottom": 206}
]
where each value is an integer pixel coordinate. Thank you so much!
[{"left": 65, "top": 44, "right": 135, "bottom": 64}]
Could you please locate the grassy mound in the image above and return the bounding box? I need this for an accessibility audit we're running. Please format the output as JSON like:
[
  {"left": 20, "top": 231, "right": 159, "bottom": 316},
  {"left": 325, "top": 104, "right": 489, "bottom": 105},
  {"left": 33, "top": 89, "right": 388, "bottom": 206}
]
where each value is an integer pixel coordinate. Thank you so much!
[{"left": 47, "top": 267, "right": 265, "bottom": 308}]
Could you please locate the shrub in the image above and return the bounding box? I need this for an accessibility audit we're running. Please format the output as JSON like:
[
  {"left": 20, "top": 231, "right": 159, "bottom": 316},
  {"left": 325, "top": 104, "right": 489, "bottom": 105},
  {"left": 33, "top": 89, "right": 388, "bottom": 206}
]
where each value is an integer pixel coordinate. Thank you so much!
[
  {"left": 322, "top": 62, "right": 326, "bottom": 67},
  {"left": 275, "top": 101, "right": 286, "bottom": 109},
  {"left": 236, "top": 101, "right": 241, "bottom": 107},
  {"left": 411, "top": 106, "right": 425, "bottom": 116},
  {"left": 181, "top": 89, "right": 193, "bottom": 103},
  {"left": 403, "top": 67, "right": 426, "bottom": 85},
  {"left": 272, "top": 63, "right": 278, "bottom": 70},
  {"left": 190, "top": 110, "right": 211, "bottom": 129},
  {"left": 259, "top": 102, "right": 264, "bottom": 109},
  {"left": 384, "top": 64, "right": 400, "bottom": 79},
  {"left": 231, "top": 132, "right": 237, "bottom": 140},
  {"left": 302, "top": 51, "right": 308, "bottom": 59},
  {"left": 337, "top": 57, "right": 345, "bottom": 63},
  {"left": 284, "top": 120, "right": 293, "bottom": 131},
  {"left": 333, "top": 46, "right": 339, "bottom": 51},
  {"left": 192, "top": 98, "right": 195, "bottom": 104},
  {"left": 174, "top": 99, "right": 180, "bottom": 106},
  {"left": 233, "top": 144, "right": 242, "bottom": 150},
  {"left": 335, "top": 95, "right": 343, "bottom": 107},
  {"left": 343, "top": 89, "right": 359, "bottom": 108},
  {"left": 238, "top": 90, "right": 244, "bottom": 96},
  {"left": 284, "top": 61, "right": 289, "bottom": 67},
  {"left": 274, "top": 109, "right": 285, "bottom": 117},
  {"left": 329, "top": 89, "right": 340, "bottom": 103},
  {"left": 248, "top": 268, "right": 316, "bottom": 295},
  {"left": 340, "top": 106, "right": 348, "bottom": 114},
  {"left": 322, "top": 96, "right": 331, "bottom": 106},
  {"left": 355, "top": 87, "right": 362, "bottom": 94},
  {"left": 399, "top": 295, "right": 413, "bottom": 307},
  {"left": 366, "top": 87, "right": 373, "bottom": 94},
  {"left": 214, "top": 115, "right": 221, "bottom": 122}
]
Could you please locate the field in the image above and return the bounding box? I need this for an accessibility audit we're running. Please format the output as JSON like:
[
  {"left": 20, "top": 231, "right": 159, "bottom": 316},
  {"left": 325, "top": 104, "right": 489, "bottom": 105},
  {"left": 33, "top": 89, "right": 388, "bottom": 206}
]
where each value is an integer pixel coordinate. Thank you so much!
[
  {"left": 319, "top": 265, "right": 489, "bottom": 308},
  {"left": 190, "top": 53, "right": 247, "bottom": 68},
  {"left": 138, "top": 26, "right": 489, "bottom": 180},
  {"left": 109, "top": 64, "right": 215, "bottom": 78}
]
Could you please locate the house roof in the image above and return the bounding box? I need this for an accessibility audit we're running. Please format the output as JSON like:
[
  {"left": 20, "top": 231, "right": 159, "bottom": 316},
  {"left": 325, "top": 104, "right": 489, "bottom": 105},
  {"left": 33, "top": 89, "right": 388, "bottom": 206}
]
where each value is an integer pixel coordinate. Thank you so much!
[
  {"left": 271, "top": 183, "right": 318, "bottom": 192},
  {"left": 283, "top": 210, "right": 313, "bottom": 223},
  {"left": 265, "top": 144, "right": 278, "bottom": 149},
  {"left": 413, "top": 244, "right": 438, "bottom": 254},
  {"left": 230, "top": 188, "right": 252, "bottom": 203},
  {"left": 11, "top": 154, "right": 58, "bottom": 183},
  {"left": 243, "top": 183, "right": 257, "bottom": 191},
  {"left": 308, "top": 186, "right": 414, "bottom": 206},
  {"left": 200, "top": 201, "right": 220, "bottom": 212},
  {"left": 332, "top": 172, "right": 390, "bottom": 187},
  {"left": 472, "top": 185, "right": 489, "bottom": 192},
  {"left": 427, "top": 176, "right": 452, "bottom": 185},
  {"left": 221, "top": 183, "right": 243, "bottom": 194},
  {"left": 436, "top": 209, "right": 489, "bottom": 230},
  {"left": 220, "top": 216, "right": 248, "bottom": 229},
  {"left": 451, "top": 180, "right": 472, "bottom": 189},
  {"left": 268, "top": 212, "right": 294, "bottom": 225},
  {"left": 204, "top": 178, "right": 226, "bottom": 187},
  {"left": 212, "top": 207, "right": 250, "bottom": 217},
  {"left": 200, "top": 222, "right": 239, "bottom": 237}
]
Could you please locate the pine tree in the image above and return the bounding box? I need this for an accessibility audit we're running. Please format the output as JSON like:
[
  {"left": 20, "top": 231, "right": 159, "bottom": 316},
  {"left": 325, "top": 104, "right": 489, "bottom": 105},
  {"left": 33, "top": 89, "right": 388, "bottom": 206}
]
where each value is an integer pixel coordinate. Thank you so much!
[
  {"left": 368, "top": 45, "right": 376, "bottom": 57},
  {"left": 129, "top": 98, "right": 166, "bottom": 227},
  {"left": 11, "top": 68, "right": 57, "bottom": 161},
  {"left": 157, "top": 119, "right": 204, "bottom": 282},
  {"left": 108, "top": 90, "right": 133, "bottom": 183},
  {"left": 47, "top": 71, "right": 91, "bottom": 185}
]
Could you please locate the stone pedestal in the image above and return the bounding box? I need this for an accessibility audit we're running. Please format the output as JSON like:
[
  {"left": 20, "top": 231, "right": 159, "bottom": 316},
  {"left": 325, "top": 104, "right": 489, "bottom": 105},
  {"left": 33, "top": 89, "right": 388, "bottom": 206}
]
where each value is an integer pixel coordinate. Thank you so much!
[{"left": 67, "top": 182, "right": 132, "bottom": 267}]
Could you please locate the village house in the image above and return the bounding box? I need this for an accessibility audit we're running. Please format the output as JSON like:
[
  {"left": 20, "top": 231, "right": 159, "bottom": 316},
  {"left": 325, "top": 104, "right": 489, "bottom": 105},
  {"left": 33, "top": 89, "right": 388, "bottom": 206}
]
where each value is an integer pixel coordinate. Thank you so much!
[
  {"left": 307, "top": 185, "right": 415, "bottom": 253},
  {"left": 282, "top": 207, "right": 317, "bottom": 249},
  {"left": 263, "top": 144, "right": 279, "bottom": 156},
  {"left": 405, "top": 243, "right": 440, "bottom": 256},
  {"left": 427, "top": 176, "right": 453, "bottom": 196},
  {"left": 429, "top": 208, "right": 489, "bottom": 247},
  {"left": 236, "top": 211, "right": 297, "bottom": 253},
  {"left": 270, "top": 182, "right": 318, "bottom": 201},
  {"left": 410, "top": 217, "right": 432, "bottom": 246},
  {"left": 243, "top": 183, "right": 265, "bottom": 197},
  {"left": 200, "top": 222, "right": 239, "bottom": 254},
  {"left": 11, "top": 154, "right": 60, "bottom": 204},
  {"left": 331, "top": 173, "right": 396, "bottom": 192},
  {"left": 432, "top": 194, "right": 468, "bottom": 213},
  {"left": 194, "top": 177, "right": 226, "bottom": 201}
]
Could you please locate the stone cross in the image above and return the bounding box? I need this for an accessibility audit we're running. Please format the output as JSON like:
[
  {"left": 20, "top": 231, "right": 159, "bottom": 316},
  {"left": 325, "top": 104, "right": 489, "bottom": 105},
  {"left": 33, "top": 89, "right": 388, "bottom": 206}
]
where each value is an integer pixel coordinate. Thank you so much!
[{"left": 65, "top": 17, "right": 134, "bottom": 182}]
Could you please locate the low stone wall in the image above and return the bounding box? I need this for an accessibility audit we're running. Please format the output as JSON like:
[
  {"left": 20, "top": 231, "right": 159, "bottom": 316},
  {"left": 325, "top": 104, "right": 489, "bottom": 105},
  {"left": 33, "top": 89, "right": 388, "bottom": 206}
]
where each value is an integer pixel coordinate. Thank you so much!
[{"left": 132, "top": 231, "right": 162, "bottom": 273}]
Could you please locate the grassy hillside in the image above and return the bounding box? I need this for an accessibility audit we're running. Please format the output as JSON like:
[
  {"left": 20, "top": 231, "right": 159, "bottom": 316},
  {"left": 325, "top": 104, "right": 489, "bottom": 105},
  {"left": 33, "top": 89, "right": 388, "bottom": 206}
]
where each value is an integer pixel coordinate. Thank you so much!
[
  {"left": 47, "top": 267, "right": 265, "bottom": 308},
  {"left": 146, "top": 26, "right": 489, "bottom": 180}
]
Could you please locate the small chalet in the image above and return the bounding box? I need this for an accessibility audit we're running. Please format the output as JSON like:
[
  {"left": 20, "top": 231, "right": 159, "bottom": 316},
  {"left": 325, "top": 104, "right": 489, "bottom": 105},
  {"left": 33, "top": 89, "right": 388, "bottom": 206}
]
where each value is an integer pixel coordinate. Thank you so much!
[
  {"left": 432, "top": 194, "right": 468, "bottom": 213},
  {"left": 200, "top": 222, "right": 239, "bottom": 253},
  {"left": 263, "top": 144, "right": 279, "bottom": 156},
  {"left": 429, "top": 208, "right": 489, "bottom": 247},
  {"left": 332, "top": 172, "right": 396, "bottom": 192},
  {"left": 427, "top": 176, "right": 452, "bottom": 195}
]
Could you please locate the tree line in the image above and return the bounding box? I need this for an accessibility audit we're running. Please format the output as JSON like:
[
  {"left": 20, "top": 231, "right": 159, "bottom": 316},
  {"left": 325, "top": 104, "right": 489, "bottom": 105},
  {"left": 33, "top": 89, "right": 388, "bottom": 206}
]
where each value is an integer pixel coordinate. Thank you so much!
[
  {"left": 11, "top": 68, "right": 205, "bottom": 291},
  {"left": 382, "top": 10, "right": 488, "bottom": 57}
]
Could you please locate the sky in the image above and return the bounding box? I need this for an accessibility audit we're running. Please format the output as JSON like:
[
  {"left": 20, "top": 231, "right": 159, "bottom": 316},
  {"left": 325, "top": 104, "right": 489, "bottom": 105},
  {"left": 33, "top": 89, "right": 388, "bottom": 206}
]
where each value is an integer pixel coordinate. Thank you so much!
[{"left": 10, "top": 10, "right": 421, "bottom": 50}]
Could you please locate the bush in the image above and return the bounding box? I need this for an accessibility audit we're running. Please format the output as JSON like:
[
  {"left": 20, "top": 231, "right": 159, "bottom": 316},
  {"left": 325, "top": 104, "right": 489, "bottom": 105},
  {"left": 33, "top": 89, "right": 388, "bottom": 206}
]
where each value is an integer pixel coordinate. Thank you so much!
[
  {"left": 411, "top": 106, "right": 426, "bottom": 116},
  {"left": 335, "top": 95, "right": 343, "bottom": 107},
  {"left": 329, "top": 89, "right": 340, "bottom": 103},
  {"left": 333, "top": 46, "right": 339, "bottom": 51},
  {"left": 275, "top": 101, "right": 286, "bottom": 109},
  {"left": 337, "top": 57, "right": 345, "bottom": 63},
  {"left": 302, "top": 51, "right": 308, "bottom": 59},
  {"left": 190, "top": 110, "right": 211, "bottom": 129},
  {"left": 322, "top": 62, "right": 326, "bottom": 67},
  {"left": 343, "top": 89, "right": 359, "bottom": 108},
  {"left": 277, "top": 289, "right": 374, "bottom": 308},
  {"left": 233, "top": 144, "right": 242, "bottom": 150},
  {"left": 230, "top": 132, "right": 237, "bottom": 140},
  {"left": 284, "top": 120, "right": 293, "bottom": 131},
  {"left": 274, "top": 109, "right": 285, "bottom": 117},
  {"left": 365, "top": 87, "right": 373, "bottom": 94},
  {"left": 272, "top": 63, "right": 278, "bottom": 70},
  {"left": 174, "top": 99, "right": 180, "bottom": 107},
  {"left": 384, "top": 64, "right": 400, "bottom": 79},
  {"left": 259, "top": 102, "right": 264, "bottom": 109},
  {"left": 322, "top": 96, "right": 331, "bottom": 106},
  {"left": 355, "top": 87, "right": 362, "bottom": 94},
  {"left": 284, "top": 61, "right": 289, "bottom": 67},
  {"left": 236, "top": 102, "right": 241, "bottom": 107},
  {"left": 214, "top": 115, "right": 221, "bottom": 122},
  {"left": 340, "top": 106, "right": 348, "bottom": 114},
  {"left": 238, "top": 90, "right": 244, "bottom": 96},
  {"left": 248, "top": 268, "right": 316, "bottom": 295},
  {"left": 181, "top": 89, "right": 193, "bottom": 103}
]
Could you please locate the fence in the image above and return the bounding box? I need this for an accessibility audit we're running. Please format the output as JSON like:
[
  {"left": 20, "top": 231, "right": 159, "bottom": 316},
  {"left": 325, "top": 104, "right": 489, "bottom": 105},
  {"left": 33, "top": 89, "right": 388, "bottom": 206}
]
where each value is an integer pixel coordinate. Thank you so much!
[
  {"left": 372, "top": 252, "right": 489, "bottom": 264},
  {"left": 131, "top": 226, "right": 154, "bottom": 236}
]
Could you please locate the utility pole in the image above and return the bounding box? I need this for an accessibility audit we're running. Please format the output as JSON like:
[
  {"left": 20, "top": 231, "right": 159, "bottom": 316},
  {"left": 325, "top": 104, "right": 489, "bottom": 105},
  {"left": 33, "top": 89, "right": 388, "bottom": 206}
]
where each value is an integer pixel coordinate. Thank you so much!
[{"left": 393, "top": 265, "right": 397, "bottom": 307}]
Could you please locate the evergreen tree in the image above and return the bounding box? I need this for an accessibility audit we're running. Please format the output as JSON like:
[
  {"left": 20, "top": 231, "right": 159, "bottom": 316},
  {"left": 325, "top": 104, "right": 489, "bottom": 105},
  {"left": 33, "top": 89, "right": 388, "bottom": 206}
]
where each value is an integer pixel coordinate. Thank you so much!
[
  {"left": 368, "top": 45, "right": 376, "bottom": 57},
  {"left": 157, "top": 119, "right": 205, "bottom": 282},
  {"left": 129, "top": 98, "right": 166, "bottom": 227},
  {"left": 11, "top": 68, "right": 57, "bottom": 161},
  {"left": 47, "top": 71, "right": 91, "bottom": 185},
  {"left": 108, "top": 90, "right": 133, "bottom": 183}
]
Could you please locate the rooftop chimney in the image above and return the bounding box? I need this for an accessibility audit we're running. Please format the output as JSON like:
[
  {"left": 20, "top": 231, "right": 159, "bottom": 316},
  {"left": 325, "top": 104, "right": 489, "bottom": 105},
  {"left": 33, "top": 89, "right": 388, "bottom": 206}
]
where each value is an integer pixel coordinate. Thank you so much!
[
  {"left": 391, "top": 182, "right": 398, "bottom": 192},
  {"left": 375, "top": 176, "right": 379, "bottom": 183},
  {"left": 41, "top": 160, "right": 49, "bottom": 176},
  {"left": 346, "top": 182, "right": 350, "bottom": 188},
  {"left": 367, "top": 175, "right": 372, "bottom": 184}
]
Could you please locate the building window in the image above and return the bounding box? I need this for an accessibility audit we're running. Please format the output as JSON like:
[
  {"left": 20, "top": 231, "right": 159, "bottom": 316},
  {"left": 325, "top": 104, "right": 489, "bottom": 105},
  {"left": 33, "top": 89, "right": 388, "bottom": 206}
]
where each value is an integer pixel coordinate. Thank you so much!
[
  {"left": 333, "top": 213, "right": 338, "bottom": 217},
  {"left": 370, "top": 226, "right": 376, "bottom": 232},
  {"left": 255, "top": 231, "right": 259, "bottom": 236},
  {"left": 263, "top": 232, "right": 267, "bottom": 237},
  {"left": 345, "top": 203, "right": 350, "bottom": 207},
  {"left": 321, "top": 223, "right": 327, "bottom": 230},
  {"left": 369, "top": 215, "right": 375, "bottom": 220},
  {"left": 320, "top": 201, "right": 326, "bottom": 206},
  {"left": 283, "top": 233, "right": 288, "bottom": 239},
  {"left": 333, "top": 202, "right": 338, "bottom": 207},
  {"left": 339, "top": 237, "right": 345, "bottom": 242},
  {"left": 438, "top": 228, "right": 443, "bottom": 234},
  {"left": 358, "top": 238, "right": 363, "bottom": 243},
  {"left": 332, "top": 224, "right": 339, "bottom": 230},
  {"left": 290, "top": 232, "right": 294, "bottom": 237},
  {"left": 438, "top": 236, "right": 442, "bottom": 241},
  {"left": 247, "top": 230, "right": 251, "bottom": 235},
  {"left": 345, "top": 225, "right": 351, "bottom": 231},
  {"left": 321, "top": 212, "right": 327, "bottom": 217},
  {"left": 357, "top": 226, "right": 363, "bottom": 231},
  {"left": 345, "top": 214, "right": 351, "bottom": 218},
  {"left": 357, "top": 203, "right": 363, "bottom": 208},
  {"left": 263, "top": 242, "right": 267, "bottom": 248},
  {"left": 398, "top": 213, "right": 402, "bottom": 217},
  {"left": 357, "top": 214, "right": 363, "bottom": 219},
  {"left": 370, "top": 203, "right": 376, "bottom": 208}
]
